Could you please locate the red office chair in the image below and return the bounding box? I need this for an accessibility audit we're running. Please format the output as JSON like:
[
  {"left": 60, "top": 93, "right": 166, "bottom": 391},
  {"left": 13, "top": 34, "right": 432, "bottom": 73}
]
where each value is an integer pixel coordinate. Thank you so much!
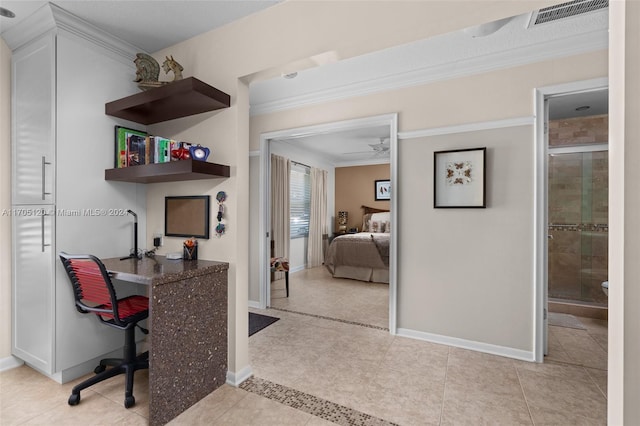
[{"left": 59, "top": 253, "right": 149, "bottom": 408}]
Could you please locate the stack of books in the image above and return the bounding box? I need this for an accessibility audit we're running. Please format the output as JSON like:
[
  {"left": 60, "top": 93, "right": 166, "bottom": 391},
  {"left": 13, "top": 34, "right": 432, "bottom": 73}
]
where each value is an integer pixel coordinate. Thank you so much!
[{"left": 114, "top": 126, "right": 194, "bottom": 168}]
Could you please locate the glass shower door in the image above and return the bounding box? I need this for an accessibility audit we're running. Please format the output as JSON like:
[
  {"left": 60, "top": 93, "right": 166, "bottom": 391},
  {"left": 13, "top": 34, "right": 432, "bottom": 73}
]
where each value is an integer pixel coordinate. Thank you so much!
[{"left": 548, "top": 150, "right": 608, "bottom": 306}]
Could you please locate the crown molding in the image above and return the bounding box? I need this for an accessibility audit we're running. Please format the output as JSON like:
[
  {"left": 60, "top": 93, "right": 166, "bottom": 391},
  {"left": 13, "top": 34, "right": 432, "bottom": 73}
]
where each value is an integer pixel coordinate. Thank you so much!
[
  {"left": 3, "top": 3, "right": 141, "bottom": 63},
  {"left": 2, "top": 3, "right": 56, "bottom": 51},
  {"left": 398, "top": 116, "right": 535, "bottom": 140},
  {"left": 250, "top": 29, "right": 607, "bottom": 117},
  {"left": 51, "top": 4, "right": 142, "bottom": 63}
]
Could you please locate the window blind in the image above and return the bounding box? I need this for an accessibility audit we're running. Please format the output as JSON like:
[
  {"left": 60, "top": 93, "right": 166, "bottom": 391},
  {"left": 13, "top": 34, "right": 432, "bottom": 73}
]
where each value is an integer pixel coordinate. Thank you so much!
[{"left": 290, "top": 163, "right": 311, "bottom": 238}]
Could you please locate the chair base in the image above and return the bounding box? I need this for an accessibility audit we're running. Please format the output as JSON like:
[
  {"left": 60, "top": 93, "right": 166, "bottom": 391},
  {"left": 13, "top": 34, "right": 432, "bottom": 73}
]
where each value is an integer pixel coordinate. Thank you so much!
[
  {"left": 68, "top": 326, "right": 148, "bottom": 408},
  {"left": 68, "top": 351, "right": 148, "bottom": 408}
]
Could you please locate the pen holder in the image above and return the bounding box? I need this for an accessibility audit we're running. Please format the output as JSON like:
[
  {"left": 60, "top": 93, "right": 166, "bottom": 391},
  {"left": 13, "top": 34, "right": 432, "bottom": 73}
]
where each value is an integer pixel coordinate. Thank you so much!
[{"left": 183, "top": 244, "right": 198, "bottom": 261}]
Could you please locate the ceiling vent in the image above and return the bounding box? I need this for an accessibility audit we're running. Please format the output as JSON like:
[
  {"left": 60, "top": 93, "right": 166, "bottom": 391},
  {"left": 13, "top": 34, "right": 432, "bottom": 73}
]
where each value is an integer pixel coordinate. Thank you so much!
[{"left": 528, "top": 0, "right": 608, "bottom": 27}]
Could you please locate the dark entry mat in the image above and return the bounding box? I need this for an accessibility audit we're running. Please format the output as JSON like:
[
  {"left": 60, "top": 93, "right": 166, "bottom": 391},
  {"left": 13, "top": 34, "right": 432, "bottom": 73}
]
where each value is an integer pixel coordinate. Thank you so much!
[{"left": 249, "top": 312, "right": 280, "bottom": 336}]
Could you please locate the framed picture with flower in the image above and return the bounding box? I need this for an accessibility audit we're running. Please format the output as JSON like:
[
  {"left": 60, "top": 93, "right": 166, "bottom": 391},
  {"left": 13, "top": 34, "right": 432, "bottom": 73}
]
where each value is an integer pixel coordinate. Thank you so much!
[{"left": 434, "top": 147, "right": 486, "bottom": 208}]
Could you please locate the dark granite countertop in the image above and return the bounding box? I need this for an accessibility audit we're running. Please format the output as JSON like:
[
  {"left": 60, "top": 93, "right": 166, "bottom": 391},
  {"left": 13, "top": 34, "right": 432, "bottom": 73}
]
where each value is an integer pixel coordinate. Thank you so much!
[{"left": 102, "top": 255, "right": 228, "bottom": 286}]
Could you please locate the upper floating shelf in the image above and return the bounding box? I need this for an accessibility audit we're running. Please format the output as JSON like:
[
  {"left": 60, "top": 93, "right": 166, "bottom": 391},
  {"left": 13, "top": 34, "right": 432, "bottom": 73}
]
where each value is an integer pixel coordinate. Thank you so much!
[{"left": 105, "top": 77, "right": 231, "bottom": 125}]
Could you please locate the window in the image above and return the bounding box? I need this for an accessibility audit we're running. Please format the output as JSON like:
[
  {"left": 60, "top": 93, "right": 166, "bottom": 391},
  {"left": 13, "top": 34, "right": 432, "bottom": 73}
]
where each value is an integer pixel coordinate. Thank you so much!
[{"left": 290, "top": 163, "right": 311, "bottom": 238}]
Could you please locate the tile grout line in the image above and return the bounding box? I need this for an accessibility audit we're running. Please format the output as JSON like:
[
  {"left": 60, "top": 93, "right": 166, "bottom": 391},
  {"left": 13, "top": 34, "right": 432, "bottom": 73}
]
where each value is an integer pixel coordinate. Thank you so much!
[
  {"left": 514, "top": 363, "right": 536, "bottom": 426},
  {"left": 267, "top": 306, "right": 389, "bottom": 331},
  {"left": 438, "top": 346, "right": 450, "bottom": 426},
  {"left": 584, "top": 365, "right": 608, "bottom": 400},
  {"left": 240, "top": 375, "right": 400, "bottom": 426}
]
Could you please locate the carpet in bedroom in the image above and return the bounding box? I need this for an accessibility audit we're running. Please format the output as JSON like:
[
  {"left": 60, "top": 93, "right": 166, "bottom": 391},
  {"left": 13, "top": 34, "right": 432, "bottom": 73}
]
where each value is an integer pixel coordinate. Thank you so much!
[{"left": 249, "top": 312, "right": 280, "bottom": 336}]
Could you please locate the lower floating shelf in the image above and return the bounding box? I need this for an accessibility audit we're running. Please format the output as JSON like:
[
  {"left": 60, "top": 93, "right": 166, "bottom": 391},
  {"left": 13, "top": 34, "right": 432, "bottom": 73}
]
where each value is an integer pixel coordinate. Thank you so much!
[{"left": 105, "top": 159, "right": 230, "bottom": 183}]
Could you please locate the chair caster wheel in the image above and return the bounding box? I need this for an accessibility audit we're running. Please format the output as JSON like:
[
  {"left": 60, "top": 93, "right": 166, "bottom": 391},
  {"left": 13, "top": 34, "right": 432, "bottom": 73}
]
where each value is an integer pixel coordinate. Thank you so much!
[
  {"left": 124, "top": 395, "right": 135, "bottom": 408},
  {"left": 94, "top": 365, "right": 106, "bottom": 374},
  {"left": 68, "top": 393, "right": 80, "bottom": 406}
]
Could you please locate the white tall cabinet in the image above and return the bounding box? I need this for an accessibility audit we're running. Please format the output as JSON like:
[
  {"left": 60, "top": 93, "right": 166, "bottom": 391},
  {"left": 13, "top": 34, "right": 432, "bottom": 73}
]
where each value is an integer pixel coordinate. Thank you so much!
[{"left": 8, "top": 4, "right": 147, "bottom": 381}]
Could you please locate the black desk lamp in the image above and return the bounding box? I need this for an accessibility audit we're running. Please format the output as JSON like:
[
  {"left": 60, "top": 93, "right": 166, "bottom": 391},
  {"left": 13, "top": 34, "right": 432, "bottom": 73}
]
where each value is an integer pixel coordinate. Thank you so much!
[{"left": 120, "top": 209, "right": 140, "bottom": 260}]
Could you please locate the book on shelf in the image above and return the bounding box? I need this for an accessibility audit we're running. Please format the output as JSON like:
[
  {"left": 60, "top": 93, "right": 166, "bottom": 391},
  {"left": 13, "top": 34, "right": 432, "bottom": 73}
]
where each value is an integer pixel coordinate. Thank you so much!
[
  {"left": 114, "top": 126, "right": 147, "bottom": 168},
  {"left": 127, "top": 133, "right": 146, "bottom": 166},
  {"left": 154, "top": 136, "right": 171, "bottom": 163},
  {"left": 145, "top": 135, "right": 155, "bottom": 164}
]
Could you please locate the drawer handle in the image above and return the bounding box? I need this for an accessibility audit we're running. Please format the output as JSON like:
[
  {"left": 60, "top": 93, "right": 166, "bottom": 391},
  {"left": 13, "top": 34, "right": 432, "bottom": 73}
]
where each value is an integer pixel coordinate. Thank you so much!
[
  {"left": 41, "top": 215, "right": 51, "bottom": 253},
  {"left": 41, "top": 156, "right": 52, "bottom": 201}
]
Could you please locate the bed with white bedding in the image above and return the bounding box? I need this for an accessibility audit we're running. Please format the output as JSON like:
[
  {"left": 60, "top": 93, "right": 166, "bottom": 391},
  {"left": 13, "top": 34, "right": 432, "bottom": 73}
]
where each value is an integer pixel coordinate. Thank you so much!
[{"left": 324, "top": 211, "right": 390, "bottom": 283}]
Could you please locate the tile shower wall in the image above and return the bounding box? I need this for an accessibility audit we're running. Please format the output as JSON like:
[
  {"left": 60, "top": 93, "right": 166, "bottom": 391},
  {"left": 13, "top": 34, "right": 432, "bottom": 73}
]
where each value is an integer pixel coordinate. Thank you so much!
[{"left": 548, "top": 116, "right": 608, "bottom": 306}]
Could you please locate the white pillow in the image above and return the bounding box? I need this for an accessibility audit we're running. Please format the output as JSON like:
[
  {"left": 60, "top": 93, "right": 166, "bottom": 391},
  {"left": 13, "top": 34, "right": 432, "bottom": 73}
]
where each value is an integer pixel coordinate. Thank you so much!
[{"left": 370, "top": 212, "right": 390, "bottom": 223}]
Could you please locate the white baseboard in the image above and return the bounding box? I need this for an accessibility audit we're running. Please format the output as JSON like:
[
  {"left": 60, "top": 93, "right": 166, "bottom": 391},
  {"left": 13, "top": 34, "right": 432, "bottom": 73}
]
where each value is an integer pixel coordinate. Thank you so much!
[
  {"left": 0, "top": 356, "right": 24, "bottom": 372},
  {"left": 226, "top": 365, "right": 253, "bottom": 387},
  {"left": 396, "top": 328, "right": 535, "bottom": 362},
  {"left": 248, "top": 300, "right": 262, "bottom": 309},
  {"left": 290, "top": 264, "right": 305, "bottom": 273}
]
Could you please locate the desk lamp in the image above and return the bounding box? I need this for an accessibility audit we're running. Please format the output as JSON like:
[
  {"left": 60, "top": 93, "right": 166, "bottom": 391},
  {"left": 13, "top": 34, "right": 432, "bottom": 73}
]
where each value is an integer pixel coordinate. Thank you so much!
[{"left": 120, "top": 209, "right": 140, "bottom": 260}]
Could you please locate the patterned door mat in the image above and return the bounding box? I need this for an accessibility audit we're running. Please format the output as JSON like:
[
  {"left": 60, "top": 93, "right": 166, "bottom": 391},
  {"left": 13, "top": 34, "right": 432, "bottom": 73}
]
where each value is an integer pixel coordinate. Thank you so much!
[{"left": 548, "top": 312, "right": 586, "bottom": 330}]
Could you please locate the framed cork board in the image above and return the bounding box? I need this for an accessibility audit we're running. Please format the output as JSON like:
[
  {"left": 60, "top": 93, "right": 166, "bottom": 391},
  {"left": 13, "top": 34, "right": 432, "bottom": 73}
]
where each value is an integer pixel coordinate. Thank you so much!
[{"left": 165, "top": 195, "right": 210, "bottom": 239}]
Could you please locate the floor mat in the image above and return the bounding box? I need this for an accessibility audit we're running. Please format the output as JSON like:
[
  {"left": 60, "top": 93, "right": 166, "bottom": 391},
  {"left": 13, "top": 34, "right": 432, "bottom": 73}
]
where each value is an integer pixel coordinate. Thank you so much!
[
  {"left": 249, "top": 312, "right": 280, "bottom": 336},
  {"left": 548, "top": 312, "right": 587, "bottom": 330}
]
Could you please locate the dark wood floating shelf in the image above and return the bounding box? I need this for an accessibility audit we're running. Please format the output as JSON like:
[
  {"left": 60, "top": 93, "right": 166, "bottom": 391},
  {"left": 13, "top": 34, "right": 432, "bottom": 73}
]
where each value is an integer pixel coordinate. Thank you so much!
[
  {"left": 105, "top": 77, "right": 231, "bottom": 125},
  {"left": 105, "top": 160, "right": 230, "bottom": 183}
]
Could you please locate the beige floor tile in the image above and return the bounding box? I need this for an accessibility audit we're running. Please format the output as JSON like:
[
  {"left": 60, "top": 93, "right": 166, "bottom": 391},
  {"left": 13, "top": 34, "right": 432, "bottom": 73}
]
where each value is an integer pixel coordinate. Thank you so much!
[
  {"left": 304, "top": 416, "right": 338, "bottom": 425},
  {"left": 208, "top": 392, "right": 312, "bottom": 425},
  {"left": 441, "top": 387, "right": 533, "bottom": 426},
  {"left": 21, "top": 391, "right": 147, "bottom": 426},
  {"left": 527, "top": 405, "right": 605, "bottom": 426},
  {"left": 86, "top": 368, "right": 149, "bottom": 417},
  {"left": 585, "top": 367, "right": 608, "bottom": 398},
  {"left": 1, "top": 366, "right": 87, "bottom": 425},
  {"left": 168, "top": 384, "right": 248, "bottom": 425},
  {"left": 518, "top": 367, "right": 606, "bottom": 423}
]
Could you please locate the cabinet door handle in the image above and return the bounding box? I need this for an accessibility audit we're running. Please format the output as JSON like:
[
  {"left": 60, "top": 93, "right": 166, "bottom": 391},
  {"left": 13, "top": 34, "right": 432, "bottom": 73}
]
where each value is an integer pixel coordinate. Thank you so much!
[
  {"left": 41, "top": 214, "right": 51, "bottom": 253},
  {"left": 41, "top": 156, "right": 52, "bottom": 201}
]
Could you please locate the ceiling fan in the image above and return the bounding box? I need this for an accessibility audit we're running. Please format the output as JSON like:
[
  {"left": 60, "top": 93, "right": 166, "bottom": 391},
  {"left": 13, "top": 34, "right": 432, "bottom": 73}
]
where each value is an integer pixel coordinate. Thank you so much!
[{"left": 343, "top": 137, "right": 390, "bottom": 156}]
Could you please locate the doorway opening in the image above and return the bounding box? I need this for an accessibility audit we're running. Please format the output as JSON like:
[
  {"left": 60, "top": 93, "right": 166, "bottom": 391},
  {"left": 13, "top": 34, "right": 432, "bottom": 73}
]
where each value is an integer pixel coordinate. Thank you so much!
[
  {"left": 535, "top": 79, "right": 608, "bottom": 369},
  {"left": 258, "top": 114, "right": 398, "bottom": 333}
]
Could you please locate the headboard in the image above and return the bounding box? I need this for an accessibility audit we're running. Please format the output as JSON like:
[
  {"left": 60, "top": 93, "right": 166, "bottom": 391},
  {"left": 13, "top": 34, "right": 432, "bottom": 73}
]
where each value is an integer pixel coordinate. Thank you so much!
[
  {"left": 361, "top": 205, "right": 390, "bottom": 232},
  {"left": 361, "top": 205, "right": 389, "bottom": 215}
]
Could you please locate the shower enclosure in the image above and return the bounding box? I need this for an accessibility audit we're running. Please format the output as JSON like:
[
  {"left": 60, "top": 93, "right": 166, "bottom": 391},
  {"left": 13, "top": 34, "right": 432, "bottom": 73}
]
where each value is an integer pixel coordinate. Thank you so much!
[{"left": 548, "top": 147, "right": 608, "bottom": 306}]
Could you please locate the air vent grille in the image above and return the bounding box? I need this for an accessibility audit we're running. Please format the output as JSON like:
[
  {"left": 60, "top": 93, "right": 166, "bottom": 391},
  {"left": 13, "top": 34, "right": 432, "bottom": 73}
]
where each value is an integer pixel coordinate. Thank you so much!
[{"left": 533, "top": 0, "right": 608, "bottom": 25}]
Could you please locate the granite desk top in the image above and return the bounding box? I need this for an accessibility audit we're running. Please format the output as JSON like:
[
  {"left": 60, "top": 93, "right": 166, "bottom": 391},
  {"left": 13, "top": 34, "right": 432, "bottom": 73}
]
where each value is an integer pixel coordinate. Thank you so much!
[{"left": 101, "top": 255, "right": 228, "bottom": 286}]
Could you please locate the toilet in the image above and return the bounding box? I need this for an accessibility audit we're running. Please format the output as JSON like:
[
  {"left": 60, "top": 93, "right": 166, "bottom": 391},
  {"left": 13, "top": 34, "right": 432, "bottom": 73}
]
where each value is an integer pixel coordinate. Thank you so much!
[{"left": 601, "top": 281, "right": 609, "bottom": 296}]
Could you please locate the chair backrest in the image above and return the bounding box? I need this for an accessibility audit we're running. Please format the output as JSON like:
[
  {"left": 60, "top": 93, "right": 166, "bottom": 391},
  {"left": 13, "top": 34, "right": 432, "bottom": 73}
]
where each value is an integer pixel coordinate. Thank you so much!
[{"left": 59, "top": 252, "right": 122, "bottom": 324}]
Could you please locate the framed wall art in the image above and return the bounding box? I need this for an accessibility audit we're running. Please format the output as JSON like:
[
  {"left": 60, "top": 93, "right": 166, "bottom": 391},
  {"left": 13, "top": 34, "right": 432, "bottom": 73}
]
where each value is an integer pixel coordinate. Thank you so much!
[
  {"left": 434, "top": 147, "right": 486, "bottom": 208},
  {"left": 375, "top": 179, "right": 391, "bottom": 201}
]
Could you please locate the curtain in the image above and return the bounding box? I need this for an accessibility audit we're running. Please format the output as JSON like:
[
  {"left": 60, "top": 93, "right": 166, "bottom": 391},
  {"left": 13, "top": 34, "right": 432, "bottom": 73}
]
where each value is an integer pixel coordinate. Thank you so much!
[
  {"left": 307, "top": 167, "right": 328, "bottom": 268},
  {"left": 271, "top": 154, "right": 290, "bottom": 280}
]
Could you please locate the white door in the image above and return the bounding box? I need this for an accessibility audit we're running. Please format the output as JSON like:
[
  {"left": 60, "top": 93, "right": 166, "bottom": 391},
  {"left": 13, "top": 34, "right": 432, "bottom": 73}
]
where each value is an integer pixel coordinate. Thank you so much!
[
  {"left": 12, "top": 213, "right": 55, "bottom": 373},
  {"left": 12, "top": 33, "right": 56, "bottom": 205}
]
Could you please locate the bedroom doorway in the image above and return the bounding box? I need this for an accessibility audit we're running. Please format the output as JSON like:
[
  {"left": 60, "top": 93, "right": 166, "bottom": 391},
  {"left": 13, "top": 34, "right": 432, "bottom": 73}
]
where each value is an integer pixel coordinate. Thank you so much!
[{"left": 258, "top": 114, "right": 398, "bottom": 333}]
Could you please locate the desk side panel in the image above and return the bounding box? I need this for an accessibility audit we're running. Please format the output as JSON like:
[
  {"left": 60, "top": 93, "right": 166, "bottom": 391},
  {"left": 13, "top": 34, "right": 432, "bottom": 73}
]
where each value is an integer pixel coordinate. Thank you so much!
[{"left": 149, "top": 268, "right": 227, "bottom": 425}]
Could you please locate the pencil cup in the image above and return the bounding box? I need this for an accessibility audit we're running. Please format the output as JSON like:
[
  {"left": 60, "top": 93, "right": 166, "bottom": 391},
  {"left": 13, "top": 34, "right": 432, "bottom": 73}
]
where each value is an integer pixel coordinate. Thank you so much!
[{"left": 183, "top": 244, "right": 198, "bottom": 261}]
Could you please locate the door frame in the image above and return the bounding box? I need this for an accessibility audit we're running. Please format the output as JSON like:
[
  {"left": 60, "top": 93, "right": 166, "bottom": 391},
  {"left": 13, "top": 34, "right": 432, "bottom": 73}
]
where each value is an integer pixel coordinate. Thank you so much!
[
  {"left": 258, "top": 113, "right": 399, "bottom": 334},
  {"left": 533, "top": 77, "right": 608, "bottom": 362}
]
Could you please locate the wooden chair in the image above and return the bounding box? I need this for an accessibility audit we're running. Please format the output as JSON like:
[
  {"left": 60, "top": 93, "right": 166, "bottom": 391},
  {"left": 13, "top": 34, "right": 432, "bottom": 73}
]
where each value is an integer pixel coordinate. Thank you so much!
[
  {"left": 269, "top": 240, "right": 289, "bottom": 297},
  {"left": 270, "top": 257, "right": 289, "bottom": 297}
]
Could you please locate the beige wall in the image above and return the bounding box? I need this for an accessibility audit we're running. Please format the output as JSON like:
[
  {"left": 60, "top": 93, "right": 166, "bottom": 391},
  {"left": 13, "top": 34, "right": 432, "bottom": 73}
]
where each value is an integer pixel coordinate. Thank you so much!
[
  {"left": 335, "top": 164, "right": 390, "bottom": 231},
  {"left": 0, "top": 38, "right": 11, "bottom": 359}
]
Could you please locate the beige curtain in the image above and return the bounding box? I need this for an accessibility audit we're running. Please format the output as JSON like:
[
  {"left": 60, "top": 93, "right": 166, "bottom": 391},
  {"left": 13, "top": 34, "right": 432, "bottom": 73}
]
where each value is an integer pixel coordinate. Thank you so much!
[
  {"left": 271, "top": 154, "right": 290, "bottom": 279},
  {"left": 307, "top": 167, "right": 328, "bottom": 268}
]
